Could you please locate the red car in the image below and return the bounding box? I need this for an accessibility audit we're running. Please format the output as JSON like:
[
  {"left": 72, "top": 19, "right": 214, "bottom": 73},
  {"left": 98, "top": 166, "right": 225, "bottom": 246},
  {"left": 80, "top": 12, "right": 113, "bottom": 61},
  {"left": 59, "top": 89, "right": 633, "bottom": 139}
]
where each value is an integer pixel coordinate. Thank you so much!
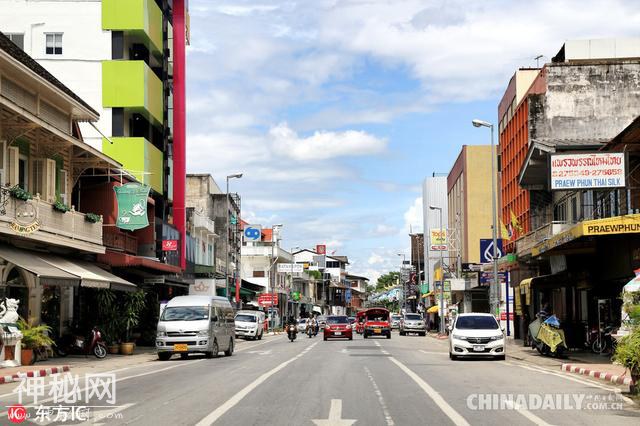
[
  {"left": 323, "top": 316, "right": 353, "bottom": 341},
  {"left": 362, "top": 308, "right": 391, "bottom": 339}
]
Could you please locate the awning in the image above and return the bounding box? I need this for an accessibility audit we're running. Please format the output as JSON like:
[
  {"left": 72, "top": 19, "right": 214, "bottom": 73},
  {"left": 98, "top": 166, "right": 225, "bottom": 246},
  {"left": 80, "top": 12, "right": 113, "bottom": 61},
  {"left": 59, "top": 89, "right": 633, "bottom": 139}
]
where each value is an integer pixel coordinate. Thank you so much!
[
  {"left": 0, "top": 244, "right": 136, "bottom": 292},
  {"left": 427, "top": 305, "right": 439, "bottom": 314},
  {"left": 0, "top": 245, "right": 79, "bottom": 287}
]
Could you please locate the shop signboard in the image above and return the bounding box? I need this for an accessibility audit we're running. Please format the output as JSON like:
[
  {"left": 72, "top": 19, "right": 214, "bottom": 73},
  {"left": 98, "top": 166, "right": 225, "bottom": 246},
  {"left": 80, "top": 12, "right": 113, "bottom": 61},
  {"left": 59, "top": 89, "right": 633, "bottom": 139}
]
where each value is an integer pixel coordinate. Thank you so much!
[
  {"left": 114, "top": 183, "right": 150, "bottom": 231},
  {"left": 429, "top": 228, "right": 447, "bottom": 251},
  {"left": 550, "top": 152, "right": 626, "bottom": 190}
]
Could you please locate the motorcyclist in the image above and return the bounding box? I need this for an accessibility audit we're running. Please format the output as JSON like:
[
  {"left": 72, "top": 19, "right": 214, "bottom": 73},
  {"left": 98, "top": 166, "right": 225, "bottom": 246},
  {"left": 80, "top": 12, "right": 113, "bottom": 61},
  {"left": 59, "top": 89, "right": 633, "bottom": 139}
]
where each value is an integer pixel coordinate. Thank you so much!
[{"left": 306, "top": 315, "right": 316, "bottom": 337}]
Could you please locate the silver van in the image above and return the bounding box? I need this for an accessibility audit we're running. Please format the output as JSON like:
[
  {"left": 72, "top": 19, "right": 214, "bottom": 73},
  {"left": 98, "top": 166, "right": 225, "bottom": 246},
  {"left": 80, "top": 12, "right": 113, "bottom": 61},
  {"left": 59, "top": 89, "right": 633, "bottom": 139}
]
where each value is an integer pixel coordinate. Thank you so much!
[{"left": 156, "top": 295, "right": 235, "bottom": 360}]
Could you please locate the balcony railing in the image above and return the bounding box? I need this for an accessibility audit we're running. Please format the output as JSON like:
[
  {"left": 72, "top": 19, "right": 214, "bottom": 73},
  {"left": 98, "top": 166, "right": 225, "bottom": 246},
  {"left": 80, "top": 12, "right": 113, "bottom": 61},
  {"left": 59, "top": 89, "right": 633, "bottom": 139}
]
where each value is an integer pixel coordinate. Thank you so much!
[
  {"left": 192, "top": 214, "right": 215, "bottom": 235},
  {"left": 516, "top": 221, "right": 573, "bottom": 256},
  {"left": 103, "top": 228, "right": 138, "bottom": 255},
  {"left": 0, "top": 194, "right": 103, "bottom": 253}
]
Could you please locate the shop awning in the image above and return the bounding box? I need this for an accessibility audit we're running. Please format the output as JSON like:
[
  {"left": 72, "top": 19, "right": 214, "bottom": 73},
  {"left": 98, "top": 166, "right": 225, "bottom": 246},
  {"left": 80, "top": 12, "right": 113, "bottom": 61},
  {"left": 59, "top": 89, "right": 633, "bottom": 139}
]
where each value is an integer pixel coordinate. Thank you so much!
[
  {"left": 427, "top": 305, "right": 439, "bottom": 314},
  {"left": 0, "top": 245, "right": 78, "bottom": 286},
  {"left": 39, "top": 255, "right": 137, "bottom": 292}
]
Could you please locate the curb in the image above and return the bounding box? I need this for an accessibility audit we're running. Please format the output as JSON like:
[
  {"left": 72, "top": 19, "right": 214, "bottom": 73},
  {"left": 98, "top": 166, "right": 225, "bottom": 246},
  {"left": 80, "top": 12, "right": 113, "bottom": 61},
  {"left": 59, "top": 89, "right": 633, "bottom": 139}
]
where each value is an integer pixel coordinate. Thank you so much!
[
  {"left": 561, "top": 363, "right": 632, "bottom": 386},
  {"left": 0, "top": 366, "right": 71, "bottom": 385},
  {"left": 426, "top": 333, "right": 449, "bottom": 340}
]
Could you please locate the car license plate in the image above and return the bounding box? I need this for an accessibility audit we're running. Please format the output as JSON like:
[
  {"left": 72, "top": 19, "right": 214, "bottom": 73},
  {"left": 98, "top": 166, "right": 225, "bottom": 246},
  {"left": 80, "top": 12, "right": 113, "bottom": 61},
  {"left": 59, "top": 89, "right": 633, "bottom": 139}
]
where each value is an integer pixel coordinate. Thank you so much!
[
  {"left": 173, "top": 344, "right": 188, "bottom": 352},
  {"left": 374, "top": 329, "right": 381, "bottom": 334},
  {"left": 334, "top": 332, "right": 342, "bottom": 336},
  {"left": 473, "top": 345, "right": 484, "bottom": 352}
]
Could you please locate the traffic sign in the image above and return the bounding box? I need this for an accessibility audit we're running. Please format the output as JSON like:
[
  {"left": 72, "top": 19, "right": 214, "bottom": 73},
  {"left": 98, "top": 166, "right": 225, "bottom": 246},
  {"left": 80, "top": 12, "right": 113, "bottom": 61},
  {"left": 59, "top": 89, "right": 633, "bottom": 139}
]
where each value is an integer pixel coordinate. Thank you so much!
[
  {"left": 345, "top": 289, "right": 352, "bottom": 303},
  {"left": 258, "top": 294, "right": 278, "bottom": 306},
  {"left": 480, "top": 239, "right": 503, "bottom": 263},
  {"left": 244, "top": 225, "right": 262, "bottom": 241}
]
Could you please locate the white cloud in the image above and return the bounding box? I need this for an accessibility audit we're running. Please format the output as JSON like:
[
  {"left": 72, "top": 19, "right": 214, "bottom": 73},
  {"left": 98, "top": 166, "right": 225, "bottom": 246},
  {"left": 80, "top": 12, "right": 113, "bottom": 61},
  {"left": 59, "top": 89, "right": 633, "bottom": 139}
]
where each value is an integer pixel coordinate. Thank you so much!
[
  {"left": 269, "top": 123, "right": 387, "bottom": 161},
  {"left": 403, "top": 197, "right": 423, "bottom": 234},
  {"left": 368, "top": 253, "right": 385, "bottom": 265}
]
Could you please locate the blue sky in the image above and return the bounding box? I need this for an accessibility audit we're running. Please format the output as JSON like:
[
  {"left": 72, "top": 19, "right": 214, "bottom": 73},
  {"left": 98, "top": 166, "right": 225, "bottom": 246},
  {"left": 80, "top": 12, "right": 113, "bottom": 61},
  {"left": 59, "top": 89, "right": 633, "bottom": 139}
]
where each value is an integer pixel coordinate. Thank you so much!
[{"left": 185, "top": 0, "right": 640, "bottom": 282}]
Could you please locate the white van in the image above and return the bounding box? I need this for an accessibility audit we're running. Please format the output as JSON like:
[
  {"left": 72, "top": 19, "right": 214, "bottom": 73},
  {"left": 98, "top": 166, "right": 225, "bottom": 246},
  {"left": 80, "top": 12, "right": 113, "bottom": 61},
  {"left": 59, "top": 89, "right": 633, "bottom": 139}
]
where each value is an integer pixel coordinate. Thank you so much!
[
  {"left": 235, "top": 310, "right": 265, "bottom": 340},
  {"left": 156, "top": 295, "right": 235, "bottom": 360}
]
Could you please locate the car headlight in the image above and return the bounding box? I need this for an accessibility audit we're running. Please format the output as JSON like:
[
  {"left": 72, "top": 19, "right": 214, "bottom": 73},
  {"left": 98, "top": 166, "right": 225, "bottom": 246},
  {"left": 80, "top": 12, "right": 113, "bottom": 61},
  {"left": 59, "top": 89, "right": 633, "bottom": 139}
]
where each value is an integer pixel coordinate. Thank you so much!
[
  {"left": 452, "top": 334, "right": 466, "bottom": 341},
  {"left": 197, "top": 330, "right": 209, "bottom": 337},
  {"left": 156, "top": 331, "right": 167, "bottom": 337},
  {"left": 490, "top": 335, "right": 504, "bottom": 341}
]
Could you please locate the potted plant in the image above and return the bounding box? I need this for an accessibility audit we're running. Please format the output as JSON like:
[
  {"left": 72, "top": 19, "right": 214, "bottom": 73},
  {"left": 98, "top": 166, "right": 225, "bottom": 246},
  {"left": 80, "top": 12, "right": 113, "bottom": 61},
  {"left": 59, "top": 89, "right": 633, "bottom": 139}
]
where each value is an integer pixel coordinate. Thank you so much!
[
  {"left": 17, "top": 319, "right": 54, "bottom": 366},
  {"left": 9, "top": 186, "right": 32, "bottom": 201},
  {"left": 85, "top": 213, "right": 102, "bottom": 223},
  {"left": 52, "top": 200, "right": 70, "bottom": 213},
  {"left": 119, "top": 291, "right": 145, "bottom": 355}
]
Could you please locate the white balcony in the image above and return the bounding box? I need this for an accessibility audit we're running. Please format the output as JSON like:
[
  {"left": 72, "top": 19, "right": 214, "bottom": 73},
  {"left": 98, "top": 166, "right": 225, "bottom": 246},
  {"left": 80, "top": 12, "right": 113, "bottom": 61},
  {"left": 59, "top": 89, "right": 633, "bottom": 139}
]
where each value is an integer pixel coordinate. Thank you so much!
[
  {"left": 516, "top": 221, "right": 573, "bottom": 257},
  {"left": 0, "top": 195, "right": 104, "bottom": 253},
  {"left": 192, "top": 214, "right": 216, "bottom": 235}
]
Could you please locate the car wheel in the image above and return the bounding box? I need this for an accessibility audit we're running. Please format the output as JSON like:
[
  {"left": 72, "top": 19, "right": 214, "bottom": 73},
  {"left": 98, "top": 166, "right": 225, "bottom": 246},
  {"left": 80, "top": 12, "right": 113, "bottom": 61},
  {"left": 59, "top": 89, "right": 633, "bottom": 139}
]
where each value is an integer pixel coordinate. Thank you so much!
[
  {"left": 210, "top": 340, "right": 219, "bottom": 358},
  {"left": 420, "top": 332, "right": 426, "bottom": 336},
  {"left": 400, "top": 331, "right": 405, "bottom": 336},
  {"left": 158, "top": 352, "right": 172, "bottom": 361},
  {"left": 224, "top": 338, "right": 234, "bottom": 356},
  {"left": 323, "top": 336, "right": 327, "bottom": 341},
  {"left": 386, "top": 333, "right": 391, "bottom": 339},
  {"left": 363, "top": 333, "right": 368, "bottom": 339},
  {"left": 258, "top": 332, "right": 263, "bottom": 340},
  {"left": 349, "top": 336, "right": 353, "bottom": 341}
]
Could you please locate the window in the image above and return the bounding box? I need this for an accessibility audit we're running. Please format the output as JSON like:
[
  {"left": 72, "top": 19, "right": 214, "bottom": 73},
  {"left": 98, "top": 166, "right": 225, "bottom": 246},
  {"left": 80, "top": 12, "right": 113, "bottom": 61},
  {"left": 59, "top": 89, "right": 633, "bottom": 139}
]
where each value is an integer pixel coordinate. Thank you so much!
[
  {"left": 252, "top": 270, "right": 265, "bottom": 278},
  {"left": 18, "top": 154, "right": 28, "bottom": 191},
  {"left": 6, "top": 33, "right": 24, "bottom": 50},
  {"left": 45, "top": 33, "right": 63, "bottom": 55}
]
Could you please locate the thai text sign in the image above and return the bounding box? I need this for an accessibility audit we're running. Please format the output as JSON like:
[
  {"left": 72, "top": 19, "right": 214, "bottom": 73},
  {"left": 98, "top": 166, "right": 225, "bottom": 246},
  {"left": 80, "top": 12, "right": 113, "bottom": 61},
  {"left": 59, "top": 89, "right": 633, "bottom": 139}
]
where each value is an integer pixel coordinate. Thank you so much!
[
  {"left": 550, "top": 153, "right": 626, "bottom": 190},
  {"left": 429, "top": 228, "right": 447, "bottom": 251}
]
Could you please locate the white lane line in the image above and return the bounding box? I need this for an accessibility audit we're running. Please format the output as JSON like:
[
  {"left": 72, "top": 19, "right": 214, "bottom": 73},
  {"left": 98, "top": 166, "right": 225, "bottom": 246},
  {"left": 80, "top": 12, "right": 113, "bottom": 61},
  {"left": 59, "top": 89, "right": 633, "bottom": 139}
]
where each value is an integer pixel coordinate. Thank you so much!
[
  {"left": 0, "top": 359, "right": 206, "bottom": 418},
  {"left": 364, "top": 367, "right": 394, "bottom": 426},
  {"left": 504, "top": 361, "right": 634, "bottom": 405},
  {"left": 503, "top": 400, "right": 554, "bottom": 426},
  {"left": 195, "top": 342, "right": 319, "bottom": 426},
  {"left": 388, "top": 357, "right": 470, "bottom": 426},
  {"left": 419, "top": 350, "right": 446, "bottom": 355}
]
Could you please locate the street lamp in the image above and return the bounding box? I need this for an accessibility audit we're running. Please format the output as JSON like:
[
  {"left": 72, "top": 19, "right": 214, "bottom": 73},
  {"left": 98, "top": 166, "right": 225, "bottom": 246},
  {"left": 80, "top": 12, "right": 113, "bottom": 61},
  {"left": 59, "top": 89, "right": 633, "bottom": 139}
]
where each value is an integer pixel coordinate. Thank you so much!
[
  {"left": 397, "top": 253, "right": 406, "bottom": 313},
  {"left": 225, "top": 173, "right": 243, "bottom": 304},
  {"left": 269, "top": 224, "right": 283, "bottom": 331},
  {"left": 429, "top": 205, "right": 446, "bottom": 334},
  {"left": 472, "top": 118, "right": 500, "bottom": 318}
]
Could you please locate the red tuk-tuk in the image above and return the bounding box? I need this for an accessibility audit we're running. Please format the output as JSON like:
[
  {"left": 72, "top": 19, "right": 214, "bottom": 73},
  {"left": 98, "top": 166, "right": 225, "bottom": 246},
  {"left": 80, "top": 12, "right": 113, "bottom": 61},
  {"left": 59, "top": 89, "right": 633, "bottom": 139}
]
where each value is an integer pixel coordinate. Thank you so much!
[
  {"left": 360, "top": 308, "right": 391, "bottom": 339},
  {"left": 355, "top": 310, "right": 367, "bottom": 334}
]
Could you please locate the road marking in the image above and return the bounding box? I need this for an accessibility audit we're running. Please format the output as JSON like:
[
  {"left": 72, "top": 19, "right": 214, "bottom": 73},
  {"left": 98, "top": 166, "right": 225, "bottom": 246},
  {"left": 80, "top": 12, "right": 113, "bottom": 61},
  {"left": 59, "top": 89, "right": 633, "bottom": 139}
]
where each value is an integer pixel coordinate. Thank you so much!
[
  {"left": 364, "top": 367, "right": 394, "bottom": 426},
  {"left": 236, "top": 335, "right": 282, "bottom": 352},
  {"left": 504, "top": 361, "right": 634, "bottom": 405},
  {"left": 388, "top": 357, "right": 470, "bottom": 426},
  {"left": 312, "top": 399, "right": 356, "bottom": 426},
  {"left": 246, "top": 350, "right": 272, "bottom": 355},
  {"left": 0, "top": 359, "right": 206, "bottom": 418},
  {"left": 419, "top": 350, "right": 445, "bottom": 355},
  {"left": 195, "top": 342, "right": 318, "bottom": 425},
  {"left": 502, "top": 400, "right": 554, "bottom": 426}
]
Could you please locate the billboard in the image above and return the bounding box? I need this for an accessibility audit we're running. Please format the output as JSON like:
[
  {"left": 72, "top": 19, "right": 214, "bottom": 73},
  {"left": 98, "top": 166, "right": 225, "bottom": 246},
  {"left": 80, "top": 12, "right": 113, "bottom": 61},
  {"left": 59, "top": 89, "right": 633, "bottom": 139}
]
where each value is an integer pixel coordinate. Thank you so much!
[
  {"left": 429, "top": 228, "right": 447, "bottom": 251},
  {"left": 316, "top": 244, "right": 326, "bottom": 255},
  {"left": 550, "top": 153, "right": 626, "bottom": 190},
  {"left": 277, "top": 263, "right": 304, "bottom": 273}
]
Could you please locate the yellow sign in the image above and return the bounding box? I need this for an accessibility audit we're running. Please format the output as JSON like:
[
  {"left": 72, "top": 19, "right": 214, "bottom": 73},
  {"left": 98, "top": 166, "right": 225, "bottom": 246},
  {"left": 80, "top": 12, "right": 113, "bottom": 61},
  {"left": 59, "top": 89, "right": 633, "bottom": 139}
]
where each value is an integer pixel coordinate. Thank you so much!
[
  {"left": 532, "top": 214, "right": 640, "bottom": 256},
  {"left": 429, "top": 228, "right": 447, "bottom": 250},
  {"left": 10, "top": 220, "right": 40, "bottom": 235}
]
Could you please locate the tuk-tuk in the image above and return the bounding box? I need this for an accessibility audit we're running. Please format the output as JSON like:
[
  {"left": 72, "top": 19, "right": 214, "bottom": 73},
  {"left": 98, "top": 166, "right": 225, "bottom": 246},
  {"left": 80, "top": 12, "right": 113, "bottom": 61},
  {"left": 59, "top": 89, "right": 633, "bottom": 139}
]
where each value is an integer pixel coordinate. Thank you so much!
[
  {"left": 355, "top": 310, "right": 367, "bottom": 334},
  {"left": 360, "top": 307, "right": 391, "bottom": 339}
]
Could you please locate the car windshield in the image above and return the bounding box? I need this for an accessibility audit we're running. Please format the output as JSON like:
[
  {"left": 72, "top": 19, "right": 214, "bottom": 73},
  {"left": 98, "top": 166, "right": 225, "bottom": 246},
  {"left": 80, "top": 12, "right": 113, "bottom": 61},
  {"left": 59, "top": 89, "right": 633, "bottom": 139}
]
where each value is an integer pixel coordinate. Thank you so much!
[
  {"left": 299, "top": 319, "right": 307, "bottom": 324},
  {"left": 235, "top": 314, "right": 257, "bottom": 322},
  {"left": 455, "top": 316, "right": 499, "bottom": 330},
  {"left": 391, "top": 315, "right": 402, "bottom": 320},
  {"left": 405, "top": 314, "right": 422, "bottom": 320},
  {"left": 160, "top": 306, "right": 208, "bottom": 321},
  {"left": 326, "top": 316, "right": 349, "bottom": 324}
]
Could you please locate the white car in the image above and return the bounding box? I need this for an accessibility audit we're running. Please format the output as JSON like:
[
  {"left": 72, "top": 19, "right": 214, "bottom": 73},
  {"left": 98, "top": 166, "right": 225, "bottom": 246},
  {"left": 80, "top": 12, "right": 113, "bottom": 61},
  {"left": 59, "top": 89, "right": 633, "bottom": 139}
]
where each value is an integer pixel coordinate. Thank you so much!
[
  {"left": 235, "top": 311, "right": 264, "bottom": 340},
  {"left": 449, "top": 313, "right": 505, "bottom": 360}
]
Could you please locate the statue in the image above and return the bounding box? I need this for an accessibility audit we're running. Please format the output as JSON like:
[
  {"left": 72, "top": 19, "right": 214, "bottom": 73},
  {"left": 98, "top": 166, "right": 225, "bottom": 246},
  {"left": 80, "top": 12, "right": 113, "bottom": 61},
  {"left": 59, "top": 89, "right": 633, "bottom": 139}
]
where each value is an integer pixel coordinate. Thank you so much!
[{"left": 0, "top": 298, "right": 20, "bottom": 324}]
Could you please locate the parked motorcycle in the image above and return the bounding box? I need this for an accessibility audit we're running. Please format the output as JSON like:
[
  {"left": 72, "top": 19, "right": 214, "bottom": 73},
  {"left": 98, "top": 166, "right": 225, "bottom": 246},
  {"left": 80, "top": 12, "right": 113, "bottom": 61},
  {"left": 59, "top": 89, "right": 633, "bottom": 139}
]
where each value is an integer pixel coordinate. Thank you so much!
[
  {"left": 287, "top": 324, "right": 297, "bottom": 342},
  {"left": 592, "top": 325, "right": 618, "bottom": 354},
  {"left": 56, "top": 326, "right": 107, "bottom": 358},
  {"left": 528, "top": 315, "right": 567, "bottom": 358}
]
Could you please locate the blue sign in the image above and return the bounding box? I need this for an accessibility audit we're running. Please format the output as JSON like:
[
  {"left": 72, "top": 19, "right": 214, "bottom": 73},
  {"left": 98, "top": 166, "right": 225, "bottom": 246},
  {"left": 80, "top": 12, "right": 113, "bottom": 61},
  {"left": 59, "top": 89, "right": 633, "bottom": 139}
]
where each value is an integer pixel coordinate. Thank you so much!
[
  {"left": 479, "top": 271, "right": 508, "bottom": 285},
  {"left": 244, "top": 226, "right": 262, "bottom": 241},
  {"left": 345, "top": 289, "right": 352, "bottom": 303},
  {"left": 480, "top": 239, "right": 503, "bottom": 263}
]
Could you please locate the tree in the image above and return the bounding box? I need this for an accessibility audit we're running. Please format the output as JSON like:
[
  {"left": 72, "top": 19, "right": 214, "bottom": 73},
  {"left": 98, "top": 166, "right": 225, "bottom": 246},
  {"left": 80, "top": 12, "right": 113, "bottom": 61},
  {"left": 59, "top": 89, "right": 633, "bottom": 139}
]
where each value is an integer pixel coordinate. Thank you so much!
[{"left": 376, "top": 271, "right": 400, "bottom": 292}]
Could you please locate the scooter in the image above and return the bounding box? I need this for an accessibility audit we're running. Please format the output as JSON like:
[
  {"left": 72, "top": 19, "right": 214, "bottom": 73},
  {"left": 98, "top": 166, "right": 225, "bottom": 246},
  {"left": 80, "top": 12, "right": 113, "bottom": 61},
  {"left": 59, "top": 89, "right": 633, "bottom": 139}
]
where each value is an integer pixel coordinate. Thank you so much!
[
  {"left": 528, "top": 315, "right": 566, "bottom": 358},
  {"left": 287, "top": 324, "right": 297, "bottom": 342},
  {"left": 56, "top": 326, "right": 107, "bottom": 358},
  {"left": 307, "top": 322, "right": 317, "bottom": 338}
]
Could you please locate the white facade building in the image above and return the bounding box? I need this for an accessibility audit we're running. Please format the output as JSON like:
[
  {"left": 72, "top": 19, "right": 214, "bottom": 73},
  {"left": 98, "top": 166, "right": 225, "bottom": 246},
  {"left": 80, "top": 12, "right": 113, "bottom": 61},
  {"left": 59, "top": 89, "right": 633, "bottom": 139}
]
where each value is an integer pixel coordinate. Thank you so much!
[{"left": 0, "top": 0, "right": 111, "bottom": 152}]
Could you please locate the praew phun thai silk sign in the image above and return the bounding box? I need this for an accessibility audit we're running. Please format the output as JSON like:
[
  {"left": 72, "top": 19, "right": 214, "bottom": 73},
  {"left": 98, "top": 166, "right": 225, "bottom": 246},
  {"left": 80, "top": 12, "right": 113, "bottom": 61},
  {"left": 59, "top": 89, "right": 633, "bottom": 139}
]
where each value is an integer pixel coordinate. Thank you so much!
[{"left": 114, "top": 183, "right": 150, "bottom": 231}]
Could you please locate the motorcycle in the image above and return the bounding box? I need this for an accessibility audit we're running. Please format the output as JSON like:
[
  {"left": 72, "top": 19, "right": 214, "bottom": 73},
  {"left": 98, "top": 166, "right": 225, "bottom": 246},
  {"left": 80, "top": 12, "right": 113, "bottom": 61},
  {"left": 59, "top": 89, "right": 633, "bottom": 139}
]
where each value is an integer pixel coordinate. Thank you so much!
[
  {"left": 528, "top": 314, "right": 566, "bottom": 358},
  {"left": 592, "top": 325, "right": 617, "bottom": 354},
  {"left": 56, "top": 326, "right": 107, "bottom": 358},
  {"left": 307, "top": 322, "right": 317, "bottom": 338},
  {"left": 287, "top": 323, "right": 297, "bottom": 342}
]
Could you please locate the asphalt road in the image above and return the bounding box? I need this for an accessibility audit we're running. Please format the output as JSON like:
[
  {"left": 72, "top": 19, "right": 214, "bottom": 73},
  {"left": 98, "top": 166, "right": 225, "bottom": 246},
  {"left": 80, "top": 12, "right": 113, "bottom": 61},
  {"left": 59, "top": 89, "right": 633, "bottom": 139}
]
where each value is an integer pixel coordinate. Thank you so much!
[{"left": 1, "top": 332, "right": 639, "bottom": 425}]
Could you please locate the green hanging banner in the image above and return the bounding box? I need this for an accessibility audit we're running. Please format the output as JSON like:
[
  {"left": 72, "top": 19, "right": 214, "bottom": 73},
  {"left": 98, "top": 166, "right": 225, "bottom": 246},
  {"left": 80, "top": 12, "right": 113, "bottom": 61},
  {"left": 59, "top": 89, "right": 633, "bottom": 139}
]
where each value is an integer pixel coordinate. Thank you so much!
[{"left": 114, "top": 183, "right": 150, "bottom": 231}]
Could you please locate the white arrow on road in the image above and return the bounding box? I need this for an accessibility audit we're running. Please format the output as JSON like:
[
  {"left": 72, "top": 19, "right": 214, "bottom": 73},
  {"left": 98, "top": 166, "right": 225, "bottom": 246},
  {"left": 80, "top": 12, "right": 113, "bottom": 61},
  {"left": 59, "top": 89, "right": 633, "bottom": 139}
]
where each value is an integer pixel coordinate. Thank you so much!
[{"left": 312, "top": 399, "right": 356, "bottom": 426}]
